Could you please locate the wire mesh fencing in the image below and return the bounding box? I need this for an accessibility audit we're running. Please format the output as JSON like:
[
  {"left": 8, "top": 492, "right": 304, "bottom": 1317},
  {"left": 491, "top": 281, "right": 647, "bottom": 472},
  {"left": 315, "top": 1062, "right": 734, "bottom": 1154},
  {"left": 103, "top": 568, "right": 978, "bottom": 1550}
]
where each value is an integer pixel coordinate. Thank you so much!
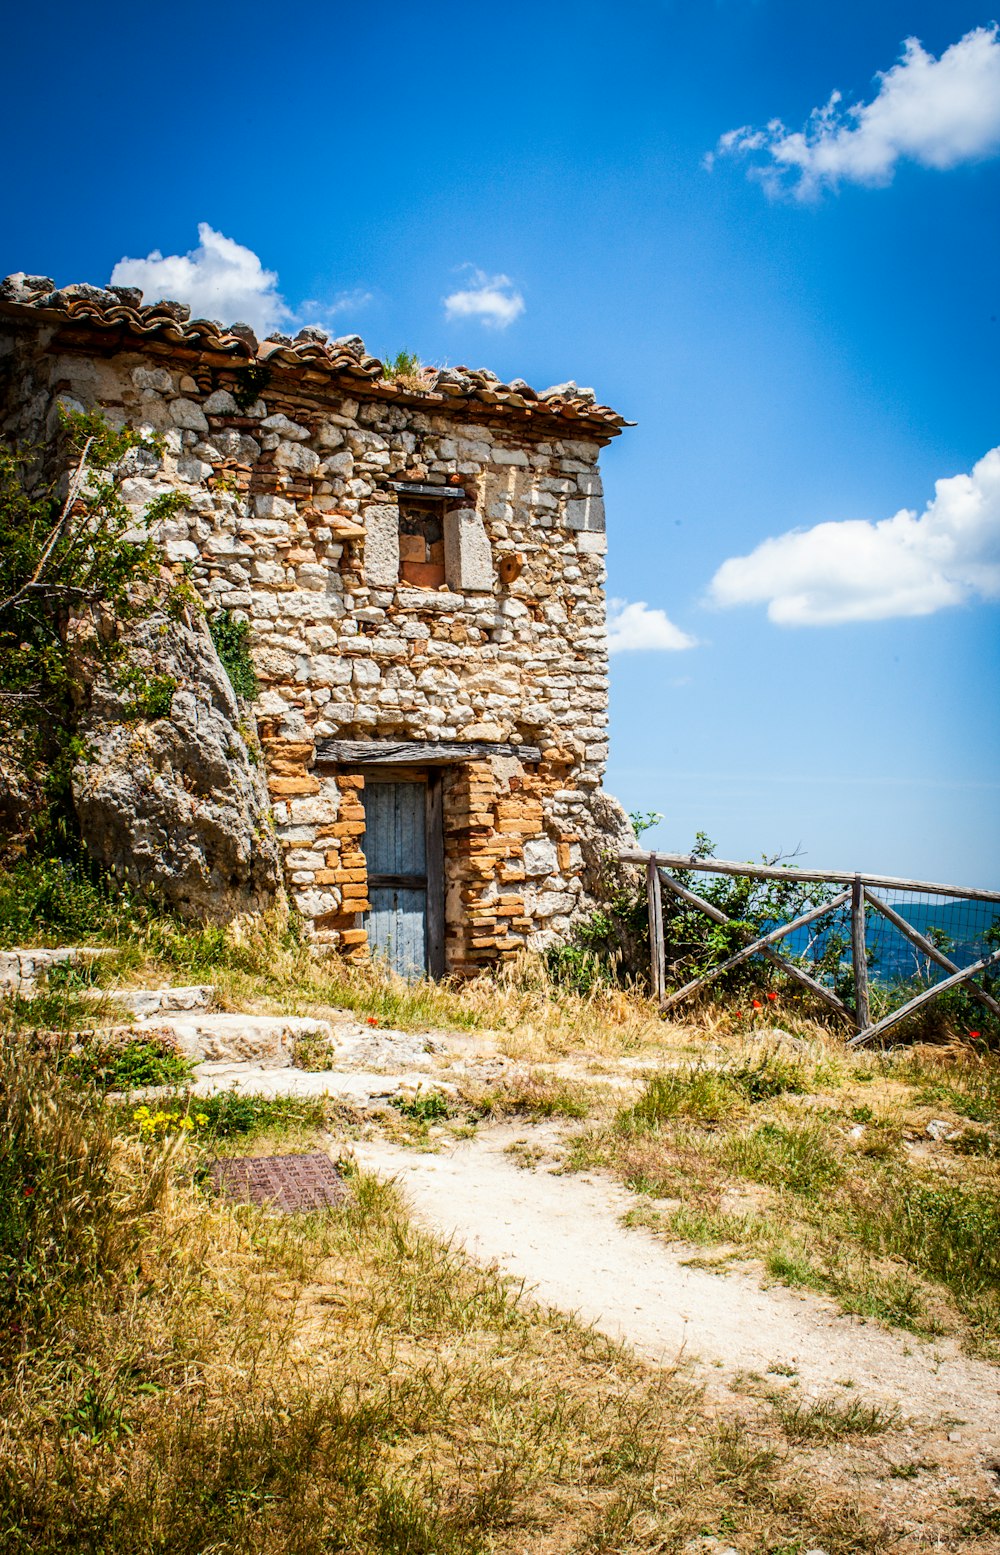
[{"left": 622, "top": 850, "right": 1000, "bottom": 1046}]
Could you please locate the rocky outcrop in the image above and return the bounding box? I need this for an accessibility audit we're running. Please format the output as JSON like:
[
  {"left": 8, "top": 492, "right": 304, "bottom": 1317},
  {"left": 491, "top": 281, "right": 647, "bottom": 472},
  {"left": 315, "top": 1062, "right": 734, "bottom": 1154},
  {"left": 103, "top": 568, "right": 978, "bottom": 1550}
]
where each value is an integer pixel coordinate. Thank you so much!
[{"left": 70, "top": 608, "right": 283, "bottom": 922}]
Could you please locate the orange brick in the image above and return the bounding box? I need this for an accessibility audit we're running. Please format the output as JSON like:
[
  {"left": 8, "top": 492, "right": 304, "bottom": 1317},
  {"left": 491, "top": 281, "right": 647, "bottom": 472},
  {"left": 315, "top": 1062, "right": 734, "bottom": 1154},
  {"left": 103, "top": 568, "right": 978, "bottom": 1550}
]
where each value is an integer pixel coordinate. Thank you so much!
[
  {"left": 263, "top": 740, "right": 314, "bottom": 763},
  {"left": 268, "top": 776, "right": 320, "bottom": 796},
  {"left": 332, "top": 820, "right": 365, "bottom": 837},
  {"left": 339, "top": 928, "right": 369, "bottom": 946}
]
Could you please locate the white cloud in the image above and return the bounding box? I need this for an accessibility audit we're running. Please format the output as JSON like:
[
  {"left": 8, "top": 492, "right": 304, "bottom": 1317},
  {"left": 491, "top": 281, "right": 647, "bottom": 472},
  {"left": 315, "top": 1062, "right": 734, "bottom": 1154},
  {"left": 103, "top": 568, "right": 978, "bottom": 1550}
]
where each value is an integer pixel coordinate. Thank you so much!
[
  {"left": 111, "top": 223, "right": 294, "bottom": 335},
  {"left": 713, "top": 25, "right": 1000, "bottom": 198},
  {"left": 708, "top": 446, "right": 1000, "bottom": 626},
  {"left": 443, "top": 266, "right": 525, "bottom": 328},
  {"left": 607, "top": 599, "right": 697, "bottom": 653},
  {"left": 111, "top": 224, "right": 372, "bottom": 338},
  {"left": 300, "top": 288, "right": 374, "bottom": 319}
]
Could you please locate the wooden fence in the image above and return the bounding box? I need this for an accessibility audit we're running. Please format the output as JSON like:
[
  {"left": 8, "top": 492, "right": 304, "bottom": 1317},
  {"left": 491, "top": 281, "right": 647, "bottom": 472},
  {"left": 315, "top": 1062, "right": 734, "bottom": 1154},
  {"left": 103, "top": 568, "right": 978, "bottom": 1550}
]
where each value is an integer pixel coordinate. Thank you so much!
[{"left": 620, "top": 850, "right": 1000, "bottom": 1048}]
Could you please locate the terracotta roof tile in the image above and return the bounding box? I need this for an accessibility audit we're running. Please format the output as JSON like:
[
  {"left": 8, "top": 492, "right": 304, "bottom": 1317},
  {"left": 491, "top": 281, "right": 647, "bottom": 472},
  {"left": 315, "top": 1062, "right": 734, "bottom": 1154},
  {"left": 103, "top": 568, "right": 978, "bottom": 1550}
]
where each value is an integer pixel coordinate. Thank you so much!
[{"left": 0, "top": 273, "right": 633, "bottom": 433}]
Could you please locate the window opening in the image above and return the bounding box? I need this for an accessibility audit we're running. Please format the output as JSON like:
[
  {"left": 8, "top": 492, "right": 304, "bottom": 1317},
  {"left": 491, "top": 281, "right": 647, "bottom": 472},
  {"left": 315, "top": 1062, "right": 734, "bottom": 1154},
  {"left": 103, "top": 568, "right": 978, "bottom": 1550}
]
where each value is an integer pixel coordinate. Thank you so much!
[{"left": 398, "top": 498, "right": 446, "bottom": 589}]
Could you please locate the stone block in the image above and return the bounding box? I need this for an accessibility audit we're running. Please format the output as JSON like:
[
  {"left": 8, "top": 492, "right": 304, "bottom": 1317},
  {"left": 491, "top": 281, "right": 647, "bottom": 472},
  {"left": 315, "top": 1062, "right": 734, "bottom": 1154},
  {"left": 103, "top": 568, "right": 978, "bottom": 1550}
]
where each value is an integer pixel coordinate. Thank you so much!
[
  {"left": 170, "top": 398, "right": 209, "bottom": 433},
  {"left": 363, "top": 505, "right": 399, "bottom": 587},
  {"left": 132, "top": 365, "right": 174, "bottom": 394},
  {"left": 564, "top": 494, "right": 605, "bottom": 533},
  {"left": 443, "top": 507, "right": 493, "bottom": 592},
  {"left": 522, "top": 837, "right": 558, "bottom": 877},
  {"left": 273, "top": 440, "right": 320, "bottom": 475},
  {"left": 203, "top": 389, "right": 239, "bottom": 414}
]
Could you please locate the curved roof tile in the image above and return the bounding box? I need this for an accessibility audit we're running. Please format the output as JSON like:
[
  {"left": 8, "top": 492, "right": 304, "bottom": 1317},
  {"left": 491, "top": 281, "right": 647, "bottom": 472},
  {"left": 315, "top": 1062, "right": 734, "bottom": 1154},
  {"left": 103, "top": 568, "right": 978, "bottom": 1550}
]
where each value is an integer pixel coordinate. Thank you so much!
[{"left": 0, "top": 272, "right": 633, "bottom": 432}]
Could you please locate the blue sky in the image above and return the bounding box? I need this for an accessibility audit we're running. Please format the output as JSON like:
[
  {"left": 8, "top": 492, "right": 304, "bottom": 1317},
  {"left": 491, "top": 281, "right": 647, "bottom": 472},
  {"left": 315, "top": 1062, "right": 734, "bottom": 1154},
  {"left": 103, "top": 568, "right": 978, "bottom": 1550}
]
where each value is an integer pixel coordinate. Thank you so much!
[{"left": 3, "top": 1, "right": 998, "bottom": 884}]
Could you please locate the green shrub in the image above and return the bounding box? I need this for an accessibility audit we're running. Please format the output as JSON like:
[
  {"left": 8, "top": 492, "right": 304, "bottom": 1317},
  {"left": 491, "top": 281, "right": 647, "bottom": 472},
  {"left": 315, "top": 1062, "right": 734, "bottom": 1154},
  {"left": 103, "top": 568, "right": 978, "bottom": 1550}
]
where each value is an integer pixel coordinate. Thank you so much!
[
  {"left": 115, "top": 666, "right": 178, "bottom": 721},
  {"left": 208, "top": 611, "right": 259, "bottom": 701},
  {"left": 0, "top": 856, "right": 145, "bottom": 946},
  {"left": 0, "top": 411, "right": 186, "bottom": 855},
  {"left": 66, "top": 1038, "right": 194, "bottom": 1091},
  {"left": 231, "top": 361, "right": 271, "bottom": 411}
]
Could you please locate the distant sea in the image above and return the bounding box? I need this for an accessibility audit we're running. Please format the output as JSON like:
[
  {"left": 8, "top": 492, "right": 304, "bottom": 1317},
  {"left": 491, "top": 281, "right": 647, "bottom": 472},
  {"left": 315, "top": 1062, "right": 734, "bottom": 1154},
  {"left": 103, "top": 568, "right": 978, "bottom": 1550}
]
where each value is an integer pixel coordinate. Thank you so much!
[{"left": 786, "top": 898, "right": 999, "bottom": 987}]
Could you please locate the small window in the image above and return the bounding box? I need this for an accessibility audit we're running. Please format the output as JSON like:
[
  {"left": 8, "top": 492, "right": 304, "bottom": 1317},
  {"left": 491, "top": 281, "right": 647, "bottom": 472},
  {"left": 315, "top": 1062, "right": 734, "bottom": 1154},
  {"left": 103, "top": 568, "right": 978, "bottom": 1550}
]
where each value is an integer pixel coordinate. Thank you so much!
[{"left": 398, "top": 499, "right": 446, "bottom": 589}]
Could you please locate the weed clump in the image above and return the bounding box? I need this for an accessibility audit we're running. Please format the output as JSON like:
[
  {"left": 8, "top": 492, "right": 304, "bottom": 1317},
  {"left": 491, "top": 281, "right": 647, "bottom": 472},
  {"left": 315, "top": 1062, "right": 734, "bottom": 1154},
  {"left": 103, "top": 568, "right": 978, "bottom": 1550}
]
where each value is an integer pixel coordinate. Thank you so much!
[{"left": 619, "top": 1050, "right": 810, "bottom": 1133}]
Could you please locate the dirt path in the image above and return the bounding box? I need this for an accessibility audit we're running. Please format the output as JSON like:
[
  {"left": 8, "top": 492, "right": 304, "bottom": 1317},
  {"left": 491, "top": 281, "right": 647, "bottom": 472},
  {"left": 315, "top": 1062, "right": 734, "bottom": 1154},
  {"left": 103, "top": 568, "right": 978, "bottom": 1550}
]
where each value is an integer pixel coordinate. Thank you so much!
[{"left": 353, "top": 1124, "right": 1000, "bottom": 1442}]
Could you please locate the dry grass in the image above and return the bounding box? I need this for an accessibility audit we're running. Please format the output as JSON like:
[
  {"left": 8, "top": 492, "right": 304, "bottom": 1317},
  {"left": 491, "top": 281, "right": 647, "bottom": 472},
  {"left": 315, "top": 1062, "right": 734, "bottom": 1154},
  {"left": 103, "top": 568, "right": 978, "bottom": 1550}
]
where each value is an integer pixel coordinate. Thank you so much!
[
  {"left": 77, "top": 913, "right": 844, "bottom": 1067},
  {"left": 0, "top": 1036, "right": 909, "bottom": 1554},
  {"left": 568, "top": 1039, "right": 1000, "bottom": 1359}
]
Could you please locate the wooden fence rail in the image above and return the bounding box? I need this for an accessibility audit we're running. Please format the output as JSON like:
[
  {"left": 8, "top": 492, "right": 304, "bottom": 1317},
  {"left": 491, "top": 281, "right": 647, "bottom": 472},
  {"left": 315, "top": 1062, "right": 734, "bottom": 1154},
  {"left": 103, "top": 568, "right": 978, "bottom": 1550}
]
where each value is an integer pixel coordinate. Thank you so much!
[{"left": 622, "top": 850, "right": 1000, "bottom": 1047}]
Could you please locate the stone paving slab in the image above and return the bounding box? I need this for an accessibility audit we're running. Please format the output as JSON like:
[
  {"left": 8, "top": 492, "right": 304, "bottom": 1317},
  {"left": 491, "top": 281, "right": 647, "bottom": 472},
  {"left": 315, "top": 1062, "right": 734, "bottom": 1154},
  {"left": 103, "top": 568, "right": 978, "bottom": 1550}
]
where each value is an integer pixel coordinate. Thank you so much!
[
  {"left": 110, "top": 985, "right": 216, "bottom": 1018},
  {"left": 132, "top": 1013, "right": 335, "bottom": 1066},
  {"left": 186, "top": 1060, "right": 445, "bottom": 1104},
  {"left": 0, "top": 945, "right": 115, "bottom": 994}
]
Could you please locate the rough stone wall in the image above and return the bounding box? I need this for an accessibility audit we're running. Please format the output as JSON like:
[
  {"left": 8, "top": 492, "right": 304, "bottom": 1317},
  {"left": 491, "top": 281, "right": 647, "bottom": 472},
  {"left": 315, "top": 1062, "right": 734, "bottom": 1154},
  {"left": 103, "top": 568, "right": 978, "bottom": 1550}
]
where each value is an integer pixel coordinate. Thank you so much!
[{"left": 0, "top": 307, "right": 619, "bottom": 965}]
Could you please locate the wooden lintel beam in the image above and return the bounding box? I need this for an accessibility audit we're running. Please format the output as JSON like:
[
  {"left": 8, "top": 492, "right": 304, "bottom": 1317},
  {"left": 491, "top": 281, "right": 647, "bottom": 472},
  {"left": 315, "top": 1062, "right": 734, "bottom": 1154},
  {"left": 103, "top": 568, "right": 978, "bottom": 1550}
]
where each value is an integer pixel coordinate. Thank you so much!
[{"left": 315, "top": 739, "right": 541, "bottom": 766}]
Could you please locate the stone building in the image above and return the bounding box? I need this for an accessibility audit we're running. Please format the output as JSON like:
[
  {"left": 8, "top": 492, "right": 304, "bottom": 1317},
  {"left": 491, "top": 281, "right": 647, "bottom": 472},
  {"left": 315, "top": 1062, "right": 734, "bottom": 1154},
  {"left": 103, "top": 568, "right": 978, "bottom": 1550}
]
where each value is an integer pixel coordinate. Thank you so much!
[{"left": 0, "top": 273, "right": 632, "bottom": 976}]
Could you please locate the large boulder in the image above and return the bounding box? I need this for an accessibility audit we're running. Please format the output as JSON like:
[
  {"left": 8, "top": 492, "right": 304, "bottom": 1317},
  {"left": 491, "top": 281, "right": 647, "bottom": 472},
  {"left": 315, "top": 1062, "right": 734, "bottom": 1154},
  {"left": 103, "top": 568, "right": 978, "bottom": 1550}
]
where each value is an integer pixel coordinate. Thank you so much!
[{"left": 70, "top": 608, "right": 283, "bottom": 922}]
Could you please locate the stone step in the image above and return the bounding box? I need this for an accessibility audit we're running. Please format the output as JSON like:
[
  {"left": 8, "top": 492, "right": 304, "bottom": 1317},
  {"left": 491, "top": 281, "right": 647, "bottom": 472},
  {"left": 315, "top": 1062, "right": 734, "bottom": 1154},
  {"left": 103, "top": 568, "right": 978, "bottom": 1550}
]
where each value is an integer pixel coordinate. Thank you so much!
[
  {"left": 132, "top": 1013, "right": 335, "bottom": 1067},
  {"left": 0, "top": 945, "right": 114, "bottom": 995},
  {"left": 129, "top": 1061, "right": 455, "bottom": 1107},
  {"left": 110, "top": 985, "right": 216, "bottom": 1018}
]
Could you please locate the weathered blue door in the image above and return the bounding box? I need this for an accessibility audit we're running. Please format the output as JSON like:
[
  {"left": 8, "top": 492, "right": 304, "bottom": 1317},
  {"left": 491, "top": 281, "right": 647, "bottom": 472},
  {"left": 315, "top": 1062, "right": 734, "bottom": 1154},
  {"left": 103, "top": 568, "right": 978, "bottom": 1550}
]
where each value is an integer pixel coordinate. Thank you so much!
[{"left": 363, "top": 781, "right": 428, "bottom": 978}]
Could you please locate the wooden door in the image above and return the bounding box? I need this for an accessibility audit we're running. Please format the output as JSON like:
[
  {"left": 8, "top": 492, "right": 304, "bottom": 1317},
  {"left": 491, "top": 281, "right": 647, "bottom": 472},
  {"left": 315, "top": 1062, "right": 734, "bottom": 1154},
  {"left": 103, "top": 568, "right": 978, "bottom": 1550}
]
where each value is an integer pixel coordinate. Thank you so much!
[{"left": 362, "top": 776, "right": 443, "bottom": 979}]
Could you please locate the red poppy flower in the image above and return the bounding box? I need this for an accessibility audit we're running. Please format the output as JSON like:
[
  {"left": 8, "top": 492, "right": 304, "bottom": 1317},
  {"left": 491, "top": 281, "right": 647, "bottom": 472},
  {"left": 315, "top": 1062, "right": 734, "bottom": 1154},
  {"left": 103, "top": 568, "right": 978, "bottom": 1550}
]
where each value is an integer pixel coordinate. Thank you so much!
[
  {"left": 23, "top": 1188, "right": 34, "bottom": 1197},
  {"left": 734, "top": 1011, "right": 742, "bottom": 1018},
  {"left": 752, "top": 1000, "right": 762, "bottom": 1009},
  {"left": 366, "top": 1016, "right": 378, "bottom": 1027},
  {"left": 969, "top": 1030, "right": 981, "bottom": 1039},
  {"left": 767, "top": 992, "right": 777, "bottom": 1001}
]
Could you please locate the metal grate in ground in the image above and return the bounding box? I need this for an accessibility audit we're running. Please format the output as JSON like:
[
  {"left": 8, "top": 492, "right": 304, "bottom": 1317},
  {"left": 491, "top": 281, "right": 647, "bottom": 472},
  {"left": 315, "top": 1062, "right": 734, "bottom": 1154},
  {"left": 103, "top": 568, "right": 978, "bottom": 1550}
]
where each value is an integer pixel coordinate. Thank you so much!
[{"left": 209, "top": 1152, "right": 348, "bottom": 1212}]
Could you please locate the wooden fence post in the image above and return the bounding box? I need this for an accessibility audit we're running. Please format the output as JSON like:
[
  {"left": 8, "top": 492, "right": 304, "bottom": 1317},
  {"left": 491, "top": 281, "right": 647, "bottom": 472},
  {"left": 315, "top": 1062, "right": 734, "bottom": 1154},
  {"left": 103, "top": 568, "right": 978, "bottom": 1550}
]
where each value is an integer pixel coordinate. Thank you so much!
[
  {"left": 851, "top": 874, "right": 869, "bottom": 1034},
  {"left": 646, "top": 856, "right": 665, "bottom": 1003}
]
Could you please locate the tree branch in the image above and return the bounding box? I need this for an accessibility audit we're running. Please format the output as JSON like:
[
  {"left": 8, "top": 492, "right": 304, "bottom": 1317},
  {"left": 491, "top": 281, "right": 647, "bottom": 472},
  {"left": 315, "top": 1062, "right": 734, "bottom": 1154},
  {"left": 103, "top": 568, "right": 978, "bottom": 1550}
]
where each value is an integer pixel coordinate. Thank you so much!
[{"left": 0, "top": 436, "right": 94, "bottom": 614}]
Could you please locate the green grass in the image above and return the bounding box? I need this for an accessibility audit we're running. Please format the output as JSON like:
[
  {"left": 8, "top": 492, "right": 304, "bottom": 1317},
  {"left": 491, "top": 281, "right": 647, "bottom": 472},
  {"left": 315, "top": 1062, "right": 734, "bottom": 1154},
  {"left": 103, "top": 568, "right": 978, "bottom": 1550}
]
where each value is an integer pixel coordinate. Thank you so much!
[
  {"left": 462, "top": 1072, "right": 594, "bottom": 1122},
  {"left": 900, "top": 1053, "right": 1000, "bottom": 1124},
  {"left": 617, "top": 1051, "right": 817, "bottom": 1134},
  {"left": 768, "top": 1394, "right": 900, "bottom": 1443},
  {"left": 724, "top": 1122, "right": 845, "bottom": 1197},
  {"left": 390, "top": 1088, "right": 452, "bottom": 1125},
  {"left": 0, "top": 987, "right": 117, "bottom": 1031}
]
